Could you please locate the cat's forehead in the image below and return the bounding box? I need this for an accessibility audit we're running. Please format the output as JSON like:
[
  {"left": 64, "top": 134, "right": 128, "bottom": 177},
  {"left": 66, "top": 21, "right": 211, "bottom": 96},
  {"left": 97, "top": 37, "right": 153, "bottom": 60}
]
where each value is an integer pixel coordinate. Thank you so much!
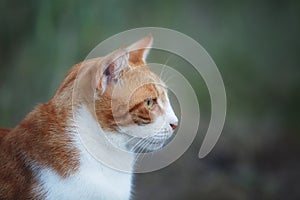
[
  {"left": 115, "top": 66, "right": 167, "bottom": 103},
  {"left": 123, "top": 65, "right": 164, "bottom": 84},
  {"left": 126, "top": 82, "right": 166, "bottom": 109},
  {"left": 132, "top": 82, "right": 166, "bottom": 99},
  {"left": 128, "top": 66, "right": 165, "bottom": 90}
]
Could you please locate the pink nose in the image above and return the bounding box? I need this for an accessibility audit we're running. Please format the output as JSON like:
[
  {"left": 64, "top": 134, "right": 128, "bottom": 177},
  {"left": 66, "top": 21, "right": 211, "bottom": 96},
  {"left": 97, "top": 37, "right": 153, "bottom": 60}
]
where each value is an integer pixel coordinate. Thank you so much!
[{"left": 170, "top": 123, "right": 178, "bottom": 130}]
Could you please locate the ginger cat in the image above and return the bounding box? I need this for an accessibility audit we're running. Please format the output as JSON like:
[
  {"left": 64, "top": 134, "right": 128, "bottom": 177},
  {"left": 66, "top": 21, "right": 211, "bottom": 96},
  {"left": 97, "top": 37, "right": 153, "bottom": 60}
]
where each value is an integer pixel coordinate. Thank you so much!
[{"left": 0, "top": 35, "right": 178, "bottom": 200}]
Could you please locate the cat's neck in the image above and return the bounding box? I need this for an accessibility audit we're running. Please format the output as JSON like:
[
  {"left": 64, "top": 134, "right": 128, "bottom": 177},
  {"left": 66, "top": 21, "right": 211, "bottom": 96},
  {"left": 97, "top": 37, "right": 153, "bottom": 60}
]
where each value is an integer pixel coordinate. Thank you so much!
[
  {"left": 34, "top": 104, "right": 134, "bottom": 199},
  {"left": 34, "top": 61, "right": 135, "bottom": 175},
  {"left": 71, "top": 104, "right": 135, "bottom": 172}
]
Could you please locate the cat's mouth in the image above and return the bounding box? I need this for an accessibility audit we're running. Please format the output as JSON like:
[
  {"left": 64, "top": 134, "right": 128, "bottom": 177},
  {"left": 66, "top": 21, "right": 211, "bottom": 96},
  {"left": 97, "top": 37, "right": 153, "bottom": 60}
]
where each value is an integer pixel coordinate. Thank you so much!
[{"left": 104, "top": 125, "right": 176, "bottom": 153}]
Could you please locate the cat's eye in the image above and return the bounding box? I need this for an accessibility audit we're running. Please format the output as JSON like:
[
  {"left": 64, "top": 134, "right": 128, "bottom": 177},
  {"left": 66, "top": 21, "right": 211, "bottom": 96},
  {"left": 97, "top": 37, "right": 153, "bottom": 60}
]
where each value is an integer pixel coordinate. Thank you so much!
[{"left": 144, "top": 98, "right": 155, "bottom": 109}]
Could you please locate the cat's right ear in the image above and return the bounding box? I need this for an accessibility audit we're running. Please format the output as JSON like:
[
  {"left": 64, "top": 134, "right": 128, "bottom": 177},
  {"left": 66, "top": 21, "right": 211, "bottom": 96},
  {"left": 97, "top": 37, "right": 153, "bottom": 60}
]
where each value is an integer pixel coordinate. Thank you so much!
[{"left": 94, "top": 48, "right": 129, "bottom": 95}]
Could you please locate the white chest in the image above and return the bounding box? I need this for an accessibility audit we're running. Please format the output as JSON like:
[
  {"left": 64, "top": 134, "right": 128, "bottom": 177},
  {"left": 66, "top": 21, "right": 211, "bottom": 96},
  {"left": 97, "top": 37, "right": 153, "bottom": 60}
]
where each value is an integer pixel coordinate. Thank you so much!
[
  {"left": 37, "top": 147, "right": 133, "bottom": 200},
  {"left": 35, "top": 106, "right": 133, "bottom": 200}
]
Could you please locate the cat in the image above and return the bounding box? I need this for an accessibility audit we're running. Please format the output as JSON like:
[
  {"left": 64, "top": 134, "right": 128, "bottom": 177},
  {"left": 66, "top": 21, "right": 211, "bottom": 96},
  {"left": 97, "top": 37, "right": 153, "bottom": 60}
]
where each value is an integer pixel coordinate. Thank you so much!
[{"left": 0, "top": 34, "right": 178, "bottom": 200}]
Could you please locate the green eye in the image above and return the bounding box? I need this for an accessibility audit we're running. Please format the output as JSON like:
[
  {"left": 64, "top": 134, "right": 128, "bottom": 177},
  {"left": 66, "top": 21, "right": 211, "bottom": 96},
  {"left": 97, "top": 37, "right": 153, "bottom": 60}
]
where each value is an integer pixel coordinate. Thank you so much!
[{"left": 144, "top": 98, "right": 154, "bottom": 109}]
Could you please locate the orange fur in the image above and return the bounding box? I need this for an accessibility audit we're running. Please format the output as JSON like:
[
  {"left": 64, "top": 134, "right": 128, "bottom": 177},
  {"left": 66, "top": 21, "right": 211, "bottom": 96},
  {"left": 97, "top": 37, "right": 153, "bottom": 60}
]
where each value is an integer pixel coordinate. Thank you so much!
[{"left": 0, "top": 35, "right": 168, "bottom": 199}]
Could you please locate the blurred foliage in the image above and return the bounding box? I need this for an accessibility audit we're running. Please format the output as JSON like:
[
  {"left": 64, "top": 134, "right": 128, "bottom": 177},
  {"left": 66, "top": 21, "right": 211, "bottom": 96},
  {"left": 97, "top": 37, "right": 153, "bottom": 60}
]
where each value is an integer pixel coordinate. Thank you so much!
[{"left": 0, "top": 0, "right": 299, "bottom": 199}]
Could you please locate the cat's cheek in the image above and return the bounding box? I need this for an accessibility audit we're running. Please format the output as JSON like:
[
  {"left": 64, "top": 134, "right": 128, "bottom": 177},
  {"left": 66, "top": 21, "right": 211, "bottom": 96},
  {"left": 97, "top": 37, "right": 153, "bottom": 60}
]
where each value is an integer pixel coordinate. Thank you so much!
[{"left": 149, "top": 105, "right": 164, "bottom": 120}]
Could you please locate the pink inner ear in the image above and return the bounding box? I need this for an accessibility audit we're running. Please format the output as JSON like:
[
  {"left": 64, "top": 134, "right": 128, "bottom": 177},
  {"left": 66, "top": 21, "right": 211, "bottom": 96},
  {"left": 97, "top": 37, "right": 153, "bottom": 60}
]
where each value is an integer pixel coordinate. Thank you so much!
[
  {"left": 104, "top": 62, "right": 115, "bottom": 81},
  {"left": 96, "top": 48, "right": 129, "bottom": 93}
]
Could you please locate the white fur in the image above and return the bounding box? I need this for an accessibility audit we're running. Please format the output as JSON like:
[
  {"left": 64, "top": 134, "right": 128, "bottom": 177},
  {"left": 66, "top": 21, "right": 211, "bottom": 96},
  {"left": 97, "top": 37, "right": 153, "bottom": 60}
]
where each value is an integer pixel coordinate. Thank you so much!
[
  {"left": 35, "top": 94, "right": 177, "bottom": 199},
  {"left": 35, "top": 105, "right": 133, "bottom": 200},
  {"left": 114, "top": 94, "right": 178, "bottom": 152},
  {"left": 120, "top": 94, "right": 177, "bottom": 139},
  {"left": 163, "top": 95, "right": 178, "bottom": 127}
]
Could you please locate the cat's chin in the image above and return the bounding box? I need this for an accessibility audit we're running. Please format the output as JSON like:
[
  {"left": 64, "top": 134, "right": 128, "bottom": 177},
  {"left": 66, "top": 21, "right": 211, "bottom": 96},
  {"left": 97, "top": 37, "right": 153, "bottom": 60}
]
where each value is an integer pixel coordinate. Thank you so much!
[
  {"left": 104, "top": 129, "right": 174, "bottom": 153},
  {"left": 125, "top": 133, "right": 173, "bottom": 153},
  {"left": 130, "top": 139, "right": 165, "bottom": 153}
]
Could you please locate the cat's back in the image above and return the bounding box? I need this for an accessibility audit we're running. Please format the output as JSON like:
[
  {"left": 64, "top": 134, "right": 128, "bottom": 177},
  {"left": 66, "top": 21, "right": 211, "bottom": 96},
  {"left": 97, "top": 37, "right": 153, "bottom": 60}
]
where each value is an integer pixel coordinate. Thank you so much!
[
  {"left": 0, "top": 127, "right": 37, "bottom": 199},
  {"left": 0, "top": 127, "right": 11, "bottom": 139}
]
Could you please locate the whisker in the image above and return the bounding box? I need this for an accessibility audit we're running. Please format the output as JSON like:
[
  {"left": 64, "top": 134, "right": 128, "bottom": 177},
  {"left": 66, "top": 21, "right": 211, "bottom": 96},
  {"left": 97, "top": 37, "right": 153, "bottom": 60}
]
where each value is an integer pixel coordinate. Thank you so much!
[
  {"left": 163, "top": 74, "right": 177, "bottom": 87},
  {"left": 132, "top": 136, "right": 150, "bottom": 153},
  {"left": 141, "top": 139, "right": 153, "bottom": 160},
  {"left": 149, "top": 138, "right": 156, "bottom": 157},
  {"left": 131, "top": 138, "right": 145, "bottom": 152},
  {"left": 160, "top": 55, "right": 173, "bottom": 81},
  {"left": 133, "top": 139, "right": 149, "bottom": 162},
  {"left": 121, "top": 135, "right": 139, "bottom": 145}
]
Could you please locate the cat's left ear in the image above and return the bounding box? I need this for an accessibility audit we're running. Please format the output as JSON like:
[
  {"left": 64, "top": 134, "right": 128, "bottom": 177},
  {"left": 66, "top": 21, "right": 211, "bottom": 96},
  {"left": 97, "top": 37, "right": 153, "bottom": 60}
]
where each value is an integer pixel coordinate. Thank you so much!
[{"left": 127, "top": 34, "right": 153, "bottom": 64}]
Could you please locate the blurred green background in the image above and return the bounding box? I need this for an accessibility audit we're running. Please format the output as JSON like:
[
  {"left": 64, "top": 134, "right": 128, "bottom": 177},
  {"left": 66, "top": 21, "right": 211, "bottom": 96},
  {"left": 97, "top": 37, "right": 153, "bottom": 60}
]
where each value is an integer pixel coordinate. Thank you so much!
[{"left": 1, "top": 0, "right": 299, "bottom": 199}]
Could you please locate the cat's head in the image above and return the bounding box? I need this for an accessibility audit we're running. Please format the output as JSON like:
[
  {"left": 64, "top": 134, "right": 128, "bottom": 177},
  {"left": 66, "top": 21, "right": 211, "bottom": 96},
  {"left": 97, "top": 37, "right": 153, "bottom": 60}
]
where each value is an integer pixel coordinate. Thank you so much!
[{"left": 75, "top": 35, "right": 178, "bottom": 153}]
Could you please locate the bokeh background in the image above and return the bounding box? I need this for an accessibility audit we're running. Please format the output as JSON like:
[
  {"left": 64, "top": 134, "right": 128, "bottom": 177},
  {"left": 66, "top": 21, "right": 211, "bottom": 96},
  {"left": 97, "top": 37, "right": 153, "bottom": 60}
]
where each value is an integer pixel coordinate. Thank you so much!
[{"left": 1, "top": 0, "right": 299, "bottom": 199}]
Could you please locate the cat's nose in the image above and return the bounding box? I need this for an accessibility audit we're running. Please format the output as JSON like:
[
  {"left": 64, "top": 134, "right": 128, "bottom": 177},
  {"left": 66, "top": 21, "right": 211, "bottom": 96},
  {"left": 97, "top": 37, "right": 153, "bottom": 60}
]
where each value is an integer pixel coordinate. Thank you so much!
[{"left": 169, "top": 123, "right": 178, "bottom": 130}]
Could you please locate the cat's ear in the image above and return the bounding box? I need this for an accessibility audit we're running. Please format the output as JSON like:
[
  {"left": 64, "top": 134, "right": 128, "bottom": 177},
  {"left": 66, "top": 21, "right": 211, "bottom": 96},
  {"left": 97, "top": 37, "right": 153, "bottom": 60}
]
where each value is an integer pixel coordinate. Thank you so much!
[
  {"left": 95, "top": 48, "right": 129, "bottom": 94},
  {"left": 127, "top": 34, "right": 153, "bottom": 64}
]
